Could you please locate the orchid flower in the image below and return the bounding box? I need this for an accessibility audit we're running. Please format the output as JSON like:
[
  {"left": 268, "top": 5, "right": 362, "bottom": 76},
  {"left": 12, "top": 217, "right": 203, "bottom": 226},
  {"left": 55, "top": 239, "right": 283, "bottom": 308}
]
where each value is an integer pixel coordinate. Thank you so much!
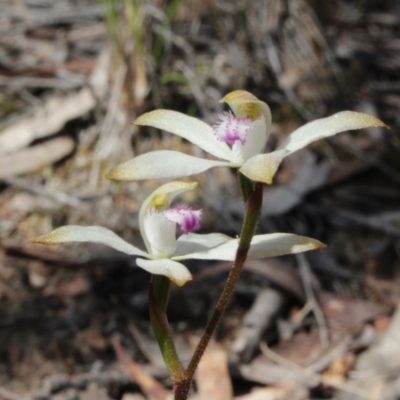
[
  {"left": 33, "top": 181, "right": 325, "bottom": 286},
  {"left": 106, "top": 90, "right": 386, "bottom": 184}
]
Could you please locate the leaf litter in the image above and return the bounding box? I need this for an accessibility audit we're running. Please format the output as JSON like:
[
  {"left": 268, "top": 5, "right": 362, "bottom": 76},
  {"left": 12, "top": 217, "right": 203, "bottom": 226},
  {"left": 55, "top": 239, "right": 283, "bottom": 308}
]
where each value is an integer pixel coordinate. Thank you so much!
[{"left": 1, "top": 0, "right": 400, "bottom": 399}]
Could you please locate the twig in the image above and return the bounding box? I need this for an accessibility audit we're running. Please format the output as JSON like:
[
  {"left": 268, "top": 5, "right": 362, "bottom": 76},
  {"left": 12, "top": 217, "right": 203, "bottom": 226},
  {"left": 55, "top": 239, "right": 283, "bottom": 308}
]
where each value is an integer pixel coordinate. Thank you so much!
[
  {"left": 231, "top": 288, "right": 286, "bottom": 362},
  {"left": 296, "top": 253, "right": 329, "bottom": 346},
  {"left": 127, "top": 320, "right": 163, "bottom": 367},
  {"left": 112, "top": 335, "right": 171, "bottom": 400},
  {"left": 0, "top": 388, "right": 27, "bottom": 400},
  {"left": 264, "top": 33, "right": 317, "bottom": 121},
  {"left": 90, "top": 64, "right": 128, "bottom": 188},
  {"left": 1, "top": 176, "right": 90, "bottom": 211},
  {"left": 260, "top": 342, "right": 370, "bottom": 399},
  {"left": 0, "top": 75, "right": 83, "bottom": 89}
]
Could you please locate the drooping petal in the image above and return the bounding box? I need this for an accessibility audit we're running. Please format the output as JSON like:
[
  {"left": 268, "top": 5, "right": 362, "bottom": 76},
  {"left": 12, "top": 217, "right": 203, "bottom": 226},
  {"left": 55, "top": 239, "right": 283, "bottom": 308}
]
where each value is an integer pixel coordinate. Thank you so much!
[
  {"left": 135, "top": 110, "right": 236, "bottom": 161},
  {"left": 161, "top": 207, "right": 202, "bottom": 234},
  {"left": 136, "top": 257, "right": 192, "bottom": 286},
  {"left": 33, "top": 226, "right": 148, "bottom": 257},
  {"left": 279, "top": 111, "right": 388, "bottom": 155},
  {"left": 239, "top": 149, "right": 288, "bottom": 184},
  {"left": 247, "top": 233, "right": 326, "bottom": 258},
  {"left": 106, "top": 150, "right": 232, "bottom": 181},
  {"left": 175, "top": 232, "right": 233, "bottom": 256},
  {"left": 139, "top": 181, "right": 198, "bottom": 254},
  {"left": 143, "top": 210, "right": 177, "bottom": 258}
]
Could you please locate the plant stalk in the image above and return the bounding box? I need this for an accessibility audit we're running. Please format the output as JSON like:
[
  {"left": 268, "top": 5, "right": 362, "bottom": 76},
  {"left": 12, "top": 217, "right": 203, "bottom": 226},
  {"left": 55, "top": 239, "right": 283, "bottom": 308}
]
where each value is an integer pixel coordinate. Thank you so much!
[
  {"left": 149, "top": 275, "right": 186, "bottom": 383},
  {"left": 174, "top": 176, "right": 264, "bottom": 399}
]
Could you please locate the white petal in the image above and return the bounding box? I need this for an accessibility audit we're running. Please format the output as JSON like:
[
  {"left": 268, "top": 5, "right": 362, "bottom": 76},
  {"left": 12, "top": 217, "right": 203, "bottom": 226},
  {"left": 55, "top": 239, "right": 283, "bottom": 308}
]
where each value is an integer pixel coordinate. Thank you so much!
[
  {"left": 135, "top": 110, "right": 235, "bottom": 161},
  {"left": 279, "top": 111, "right": 387, "bottom": 155},
  {"left": 143, "top": 211, "right": 177, "bottom": 258},
  {"left": 174, "top": 238, "right": 239, "bottom": 261},
  {"left": 175, "top": 232, "right": 233, "bottom": 255},
  {"left": 239, "top": 149, "right": 288, "bottom": 184},
  {"left": 33, "top": 226, "right": 148, "bottom": 257},
  {"left": 136, "top": 258, "right": 192, "bottom": 286},
  {"left": 175, "top": 232, "right": 325, "bottom": 261},
  {"left": 106, "top": 150, "right": 232, "bottom": 181},
  {"left": 247, "top": 233, "right": 326, "bottom": 258},
  {"left": 139, "top": 181, "right": 198, "bottom": 253}
]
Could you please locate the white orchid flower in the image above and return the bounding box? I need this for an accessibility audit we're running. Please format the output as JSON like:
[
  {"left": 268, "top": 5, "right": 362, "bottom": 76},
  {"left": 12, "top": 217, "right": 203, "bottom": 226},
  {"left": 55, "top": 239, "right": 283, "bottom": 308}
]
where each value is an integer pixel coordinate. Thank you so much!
[
  {"left": 106, "top": 90, "right": 386, "bottom": 184},
  {"left": 33, "top": 181, "right": 325, "bottom": 286}
]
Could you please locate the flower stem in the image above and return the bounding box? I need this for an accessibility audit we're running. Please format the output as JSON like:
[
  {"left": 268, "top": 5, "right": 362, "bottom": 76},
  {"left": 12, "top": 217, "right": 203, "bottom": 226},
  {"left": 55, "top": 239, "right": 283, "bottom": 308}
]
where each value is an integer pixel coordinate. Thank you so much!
[
  {"left": 149, "top": 275, "right": 186, "bottom": 383},
  {"left": 175, "top": 176, "right": 264, "bottom": 398}
]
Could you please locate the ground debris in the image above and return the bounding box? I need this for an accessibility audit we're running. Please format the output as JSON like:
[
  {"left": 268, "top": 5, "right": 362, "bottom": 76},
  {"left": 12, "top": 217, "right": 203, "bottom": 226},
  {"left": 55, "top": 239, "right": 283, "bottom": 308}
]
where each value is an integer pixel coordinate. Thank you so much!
[{"left": 0, "top": 1, "right": 400, "bottom": 399}]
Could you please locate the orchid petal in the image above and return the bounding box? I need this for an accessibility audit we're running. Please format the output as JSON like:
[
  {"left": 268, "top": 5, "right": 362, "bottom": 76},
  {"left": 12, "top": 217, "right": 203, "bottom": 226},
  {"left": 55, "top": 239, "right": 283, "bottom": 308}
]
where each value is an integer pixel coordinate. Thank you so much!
[
  {"left": 279, "top": 111, "right": 387, "bottom": 155},
  {"left": 143, "top": 210, "right": 177, "bottom": 258},
  {"left": 136, "top": 257, "right": 192, "bottom": 287},
  {"left": 247, "top": 233, "right": 326, "bottom": 258},
  {"left": 175, "top": 232, "right": 233, "bottom": 255},
  {"left": 175, "top": 233, "right": 325, "bottom": 261},
  {"left": 33, "top": 226, "right": 148, "bottom": 257},
  {"left": 139, "top": 181, "right": 198, "bottom": 254},
  {"left": 239, "top": 149, "right": 288, "bottom": 184},
  {"left": 174, "top": 239, "right": 239, "bottom": 261},
  {"left": 135, "top": 110, "right": 235, "bottom": 161},
  {"left": 106, "top": 150, "right": 232, "bottom": 182}
]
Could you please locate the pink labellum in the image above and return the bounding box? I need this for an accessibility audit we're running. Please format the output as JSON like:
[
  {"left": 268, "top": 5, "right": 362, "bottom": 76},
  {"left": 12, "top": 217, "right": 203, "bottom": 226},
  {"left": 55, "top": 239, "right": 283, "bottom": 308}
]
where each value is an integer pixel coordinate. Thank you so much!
[
  {"left": 213, "top": 112, "right": 254, "bottom": 146},
  {"left": 161, "top": 207, "right": 203, "bottom": 234}
]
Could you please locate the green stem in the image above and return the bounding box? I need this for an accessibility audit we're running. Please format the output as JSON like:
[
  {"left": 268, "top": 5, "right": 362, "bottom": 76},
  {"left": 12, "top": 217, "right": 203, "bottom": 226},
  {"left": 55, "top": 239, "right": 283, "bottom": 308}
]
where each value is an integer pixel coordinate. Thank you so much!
[
  {"left": 175, "top": 176, "right": 264, "bottom": 399},
  {"left": 149, "top": 275, "right": 186, "bottom": 383}
]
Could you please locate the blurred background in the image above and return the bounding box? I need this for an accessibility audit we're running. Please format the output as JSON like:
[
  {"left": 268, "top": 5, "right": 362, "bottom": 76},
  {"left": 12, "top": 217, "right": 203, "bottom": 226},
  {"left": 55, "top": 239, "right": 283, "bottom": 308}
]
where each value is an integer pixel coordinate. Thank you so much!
[{"left": 1, "top": 0, "right": 400, "bottom": 399}]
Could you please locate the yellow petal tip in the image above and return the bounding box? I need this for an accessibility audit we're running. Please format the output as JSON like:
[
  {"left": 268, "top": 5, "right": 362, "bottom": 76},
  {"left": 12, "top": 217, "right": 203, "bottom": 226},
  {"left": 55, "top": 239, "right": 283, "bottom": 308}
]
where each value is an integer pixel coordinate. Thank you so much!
[
  {"left": 220, "top": 90, "right": 261, "bottom": 104},
  {"left": 357, "top": 113, "right": 388, "bottom": 129},
  {"left": 31, "top": 234, "right": 55, "bottom": 245},
  {"left": 105, "top": 165, "right": 130, "bottom": 181},
  {"left": 104, "top": 170, "right": 114, "bottom": 180},
  {"left": 337, "top": 111, "right": 389, "bottom": 130},
  {"left": 171, "top": 275, "right": 193, "bottom": 287}
]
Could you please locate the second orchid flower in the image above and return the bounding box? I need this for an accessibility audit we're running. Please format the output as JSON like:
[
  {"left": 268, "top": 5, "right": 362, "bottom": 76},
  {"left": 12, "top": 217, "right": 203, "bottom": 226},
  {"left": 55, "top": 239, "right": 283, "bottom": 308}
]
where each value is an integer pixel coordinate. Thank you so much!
[{"left": 34, "top": 181, "right": 325, "bottom": 286}]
